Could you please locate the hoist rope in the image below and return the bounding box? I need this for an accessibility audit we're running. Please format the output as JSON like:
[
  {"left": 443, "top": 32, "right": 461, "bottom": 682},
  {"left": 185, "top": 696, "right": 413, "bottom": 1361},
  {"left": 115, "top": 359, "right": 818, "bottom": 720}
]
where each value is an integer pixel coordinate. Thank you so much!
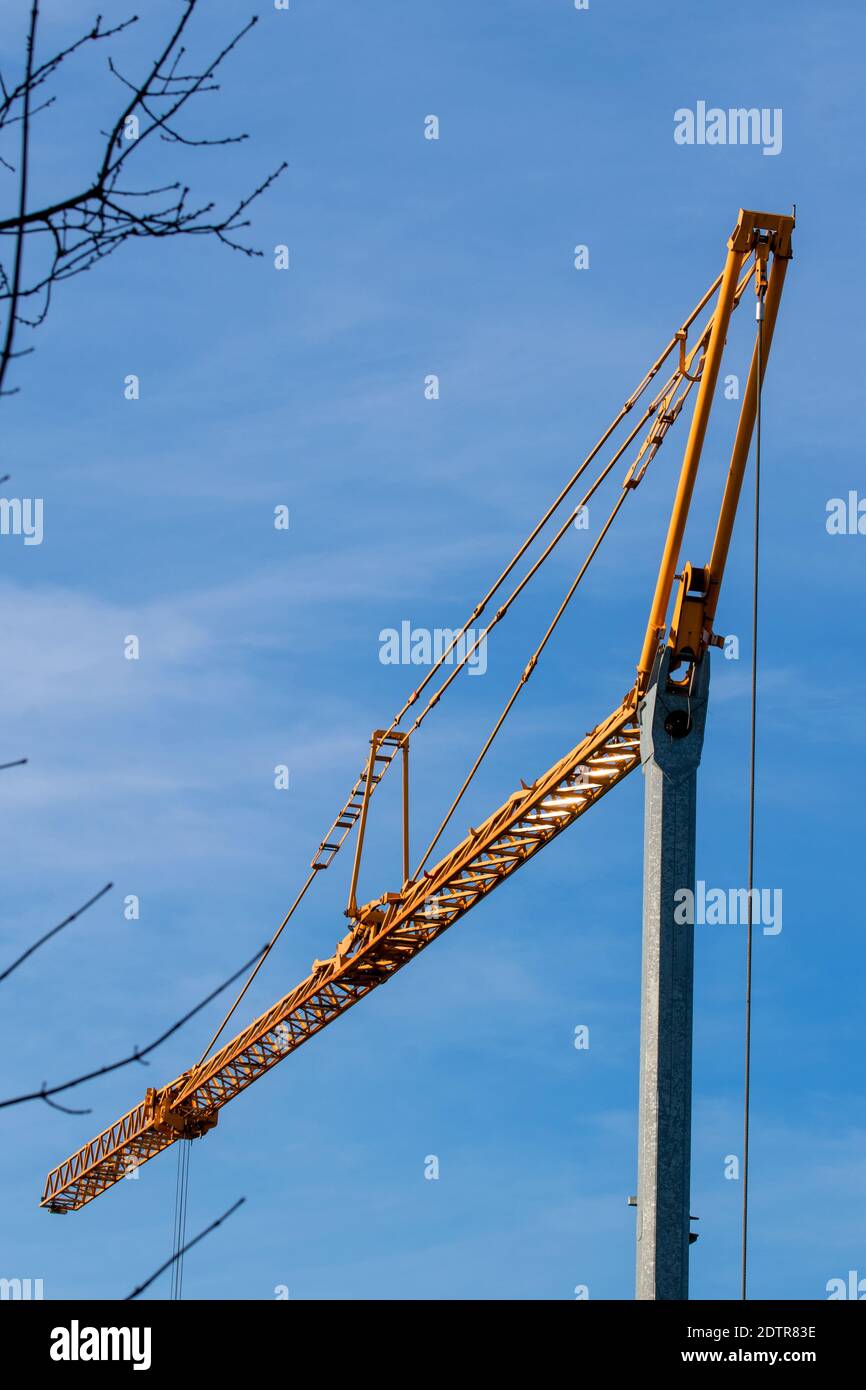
[
  {"left": 741, "top": 306, "right": 764, "bottom": 1300},
  {"left": 170, "top": 1138, "right": 192, "bottom": 1299}
]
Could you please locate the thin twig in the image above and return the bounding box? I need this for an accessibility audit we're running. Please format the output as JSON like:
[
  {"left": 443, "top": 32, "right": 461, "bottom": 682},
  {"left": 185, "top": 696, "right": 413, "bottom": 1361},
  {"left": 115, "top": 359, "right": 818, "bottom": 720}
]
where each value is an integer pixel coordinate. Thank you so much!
[
  {"left": 0, "top": 942, "right": 270, "bottom": 1109},
  {"left": 124, "top": 1196, "right": 245, "bottom": 1300},
  {"left": 0, "top": 1, "right": 285, "bottom": 394},
  {"left": 0, "top": 0, "right": 37, "bottom": 396},
  {"left": 0, "top": 881, "right": 113, "bottom": 983}
]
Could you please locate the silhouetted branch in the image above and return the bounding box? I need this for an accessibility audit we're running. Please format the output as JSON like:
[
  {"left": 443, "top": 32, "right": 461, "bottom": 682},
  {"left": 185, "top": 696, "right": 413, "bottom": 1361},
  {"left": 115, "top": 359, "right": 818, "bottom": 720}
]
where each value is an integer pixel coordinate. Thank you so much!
[
  {"left": 0, "top": 0, "right": 286, "bottom": 394},
  {"left": 0, "top": 941, "right": 269, "bottom": 1109},
  {"left": 40, "top": 1091, "right": 91, "bottom": 1117},
  {"left": 0, "top": 881, "right": 113, "bottom": 983},
  {"left": 0, "top": 0, "right": 37, "bottom": 396},
  {"left": 125, "top": 1196, "right": 246, "bottom": 1300}
]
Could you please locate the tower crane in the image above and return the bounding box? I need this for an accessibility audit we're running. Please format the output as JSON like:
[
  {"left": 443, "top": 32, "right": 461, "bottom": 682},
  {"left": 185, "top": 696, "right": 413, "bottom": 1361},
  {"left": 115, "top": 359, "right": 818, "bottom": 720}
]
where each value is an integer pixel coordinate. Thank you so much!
[{"left": 41, "top": 211, "right": 794, "bottom": 1298}]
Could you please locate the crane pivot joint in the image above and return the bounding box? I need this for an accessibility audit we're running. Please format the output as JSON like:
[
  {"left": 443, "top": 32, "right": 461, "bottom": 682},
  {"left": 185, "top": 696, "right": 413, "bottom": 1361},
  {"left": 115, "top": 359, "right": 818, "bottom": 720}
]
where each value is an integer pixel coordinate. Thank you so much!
[
  {"left": 667, "top": 562, "right": 712, "bottom": 673},
  {"left": 144, "top": 1086, "right": 217, "bottom": 1141}
]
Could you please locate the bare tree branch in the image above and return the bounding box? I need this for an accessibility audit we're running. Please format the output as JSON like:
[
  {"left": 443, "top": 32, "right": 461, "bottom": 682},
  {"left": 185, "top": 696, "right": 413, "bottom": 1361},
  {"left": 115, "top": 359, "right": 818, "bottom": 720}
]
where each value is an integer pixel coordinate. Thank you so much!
[
  {"left": 0, "top": 0, "right": 37, "bottom": 396},
  {"left": 0, "top": 0, "right": 286, "bottom": 395},
  {"left": 0, "top": 941, "right": 269, "bottom": 1109},
  {"left": 0, "top": 881, "right": 113, "bottom": 983},
  {"left": 124, "top": 1196, "right": 246, "bottom": 1300}
]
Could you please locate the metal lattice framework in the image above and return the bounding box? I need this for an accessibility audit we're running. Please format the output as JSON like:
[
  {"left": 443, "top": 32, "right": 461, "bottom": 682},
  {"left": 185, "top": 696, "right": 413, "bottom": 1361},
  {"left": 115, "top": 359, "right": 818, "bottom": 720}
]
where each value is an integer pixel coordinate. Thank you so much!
[
  {"left": 42, "top": 700, "right": 639, "bottom": 1211},
  {"left": 40, "top": 208, "right": 794, "bottom": 1220}
]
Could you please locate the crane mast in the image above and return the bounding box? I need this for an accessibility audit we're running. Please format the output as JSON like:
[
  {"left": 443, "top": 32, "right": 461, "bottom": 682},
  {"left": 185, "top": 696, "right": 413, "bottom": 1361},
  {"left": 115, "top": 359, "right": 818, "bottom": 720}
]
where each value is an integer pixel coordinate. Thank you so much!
[
  {"left": 632, "top": 208, "right": 792, "bottom": 1298},
  {"left": 41, "top": 208, "right": 794, "bottom": 1296}
]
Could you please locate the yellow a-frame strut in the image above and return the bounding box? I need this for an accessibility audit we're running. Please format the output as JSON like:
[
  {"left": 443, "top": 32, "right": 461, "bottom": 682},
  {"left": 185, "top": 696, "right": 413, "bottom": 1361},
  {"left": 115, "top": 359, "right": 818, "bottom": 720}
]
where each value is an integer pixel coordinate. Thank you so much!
[
  {"left": 41, "top": 209, "right": 793, "bottom": 1215},
  {"left": 638, "top": 208, "right": 793, "bottom": 691}
]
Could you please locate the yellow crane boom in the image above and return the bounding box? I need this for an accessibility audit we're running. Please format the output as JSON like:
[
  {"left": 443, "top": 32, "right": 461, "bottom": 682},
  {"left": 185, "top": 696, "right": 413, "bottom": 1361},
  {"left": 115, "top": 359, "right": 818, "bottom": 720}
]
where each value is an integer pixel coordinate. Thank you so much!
[
  {"left": 41, "top": 208, "right": 793, "bottom": 1214},
  {"left": 42, "top": 701, "right": 640, "bottom": 1210}
]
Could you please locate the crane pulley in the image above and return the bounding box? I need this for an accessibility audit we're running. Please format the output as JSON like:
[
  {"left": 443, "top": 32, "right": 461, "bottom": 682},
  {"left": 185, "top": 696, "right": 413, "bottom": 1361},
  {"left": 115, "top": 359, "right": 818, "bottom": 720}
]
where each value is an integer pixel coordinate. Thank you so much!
[{"left": 41, "top": 207, "right": 793, "bottom": 1214}]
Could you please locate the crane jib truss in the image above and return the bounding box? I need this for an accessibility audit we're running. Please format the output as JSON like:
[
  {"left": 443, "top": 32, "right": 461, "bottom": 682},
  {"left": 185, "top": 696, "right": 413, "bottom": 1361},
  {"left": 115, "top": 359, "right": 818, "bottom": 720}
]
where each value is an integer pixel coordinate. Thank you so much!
[
  {"left": 42, "top": 702, "right": 640, "bottom": 1210},
  {"left": 40, "top": 207, "right": 794, "bottom": 1214}
]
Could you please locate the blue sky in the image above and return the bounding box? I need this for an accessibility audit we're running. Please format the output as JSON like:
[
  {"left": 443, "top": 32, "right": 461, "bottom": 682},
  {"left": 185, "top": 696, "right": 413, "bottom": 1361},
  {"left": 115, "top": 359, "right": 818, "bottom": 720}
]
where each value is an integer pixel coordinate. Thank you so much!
[{"left": 1, "top": 0, "right": 864, "bottom": 1300}]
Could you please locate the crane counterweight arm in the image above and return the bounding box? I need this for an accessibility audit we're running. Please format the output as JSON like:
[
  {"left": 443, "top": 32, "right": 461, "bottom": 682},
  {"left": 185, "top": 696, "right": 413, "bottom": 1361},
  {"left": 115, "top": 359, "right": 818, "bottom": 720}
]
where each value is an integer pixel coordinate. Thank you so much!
[{"left": 41, "top": 700, "right": 640, "bottom": 1213}]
